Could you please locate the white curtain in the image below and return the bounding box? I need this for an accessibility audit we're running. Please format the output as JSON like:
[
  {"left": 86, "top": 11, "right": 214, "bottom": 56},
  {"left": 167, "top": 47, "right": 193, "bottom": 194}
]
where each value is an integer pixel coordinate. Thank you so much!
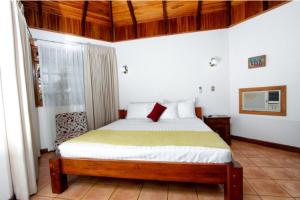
[
  {"left": 38, "top": 41, "right": 85, "bottom": 150},
  {"left": 0, "top": 1, "right": 39, "bottom": 199},
  {"left": 84, "top": 45, "right": 119, "bottom": 130}
]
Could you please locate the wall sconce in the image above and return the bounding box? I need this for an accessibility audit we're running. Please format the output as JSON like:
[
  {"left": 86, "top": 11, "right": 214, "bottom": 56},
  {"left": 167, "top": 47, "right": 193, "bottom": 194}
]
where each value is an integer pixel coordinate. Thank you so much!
[
  {"left": 209, "top": 57, "right": 218, "bottom": 67},
  {"left": 121, "top": 65, "right": 128, "bottom": 74}
]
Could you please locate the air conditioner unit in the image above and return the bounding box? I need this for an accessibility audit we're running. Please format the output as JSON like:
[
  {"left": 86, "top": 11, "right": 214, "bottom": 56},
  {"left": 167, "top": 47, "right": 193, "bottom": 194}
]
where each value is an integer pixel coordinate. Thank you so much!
[{"left": 242, "top": 90, "right": 281, "bottom": 112}]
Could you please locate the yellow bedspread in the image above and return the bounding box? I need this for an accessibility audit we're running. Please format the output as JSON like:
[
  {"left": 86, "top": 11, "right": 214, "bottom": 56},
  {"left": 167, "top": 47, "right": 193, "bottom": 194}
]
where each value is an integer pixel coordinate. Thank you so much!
[{"left": 67, "top": 130, "right": 230, "bottom": 149}]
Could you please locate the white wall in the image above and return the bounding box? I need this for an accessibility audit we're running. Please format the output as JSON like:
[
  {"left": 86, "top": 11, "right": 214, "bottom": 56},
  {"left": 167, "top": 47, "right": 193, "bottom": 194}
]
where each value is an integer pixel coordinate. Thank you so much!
[
  {"left": 228, "top": 1, "right": 300, "bottom": 147},
  {"left": 115, "top": 30, "right": 230, "bottom": 115}
]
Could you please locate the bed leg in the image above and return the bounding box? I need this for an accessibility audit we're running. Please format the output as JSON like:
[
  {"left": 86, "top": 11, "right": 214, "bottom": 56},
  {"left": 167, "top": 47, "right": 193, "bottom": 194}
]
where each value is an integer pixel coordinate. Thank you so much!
[
  {"left": 225, "top": 161, "right": 243, "bottom": 200},
  {"left": 49, "top": 158, "right": 68, "bottom": 194}
]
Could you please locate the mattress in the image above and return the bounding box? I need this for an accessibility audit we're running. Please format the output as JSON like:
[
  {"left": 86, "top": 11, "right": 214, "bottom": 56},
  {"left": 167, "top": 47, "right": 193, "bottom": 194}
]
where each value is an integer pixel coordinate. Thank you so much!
[{"left": 59, "top": 118, "right": 232, "bottom": 163}]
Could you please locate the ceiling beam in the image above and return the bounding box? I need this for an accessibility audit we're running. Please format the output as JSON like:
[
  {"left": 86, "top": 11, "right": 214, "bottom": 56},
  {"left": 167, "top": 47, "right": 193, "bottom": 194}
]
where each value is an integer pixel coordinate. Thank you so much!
[
  {"left": 196, "top": 1, "right": 202, "bottom": 30},
  {"left": 227, "top": 1, "right": 231, "bottom": 27},
  {"left": 81, "top": 1, "right": 89, "bottom": 36},
  {"left": 263, "top": 1, "right": 269, "bottom": 11},
  {"left": 109, "top": 1, "right": 115, "bottom": 41},
  {"left": 127, "top": 0, "right": 137, "bottom": 38},
  {"left": 162, "top": 1, "right": 168, "bottom": 34},
  {"left": 37, "top": 1, "right": 43, "bottom": 28}
]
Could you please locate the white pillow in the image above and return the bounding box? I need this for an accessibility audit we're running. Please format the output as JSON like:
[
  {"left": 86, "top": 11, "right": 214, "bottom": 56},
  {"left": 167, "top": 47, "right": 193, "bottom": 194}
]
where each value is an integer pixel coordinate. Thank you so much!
[
  {"left": 178, "top": 100, "right": 196, "bottom": 118},
  {"left": 160, "top": 102, "right": 178, "bottom": 119},
  {"left": 126, "top": 102, "right": 154, "bottom": 119}
]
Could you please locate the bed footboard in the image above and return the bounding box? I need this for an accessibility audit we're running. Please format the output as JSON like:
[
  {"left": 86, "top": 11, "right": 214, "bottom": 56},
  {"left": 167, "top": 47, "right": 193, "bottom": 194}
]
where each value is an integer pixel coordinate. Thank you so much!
[{"left": 49, "top": 157, "right": 242, "bottom": 200}]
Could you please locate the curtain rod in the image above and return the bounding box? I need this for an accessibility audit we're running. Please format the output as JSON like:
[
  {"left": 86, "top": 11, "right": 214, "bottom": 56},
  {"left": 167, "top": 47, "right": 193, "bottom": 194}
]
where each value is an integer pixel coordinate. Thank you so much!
[
  {"left": 34, "top": 38, "right": 89, "bottom": 46},
  {"left": 33, "top": 38, "right": 113, "bottom": 49}
]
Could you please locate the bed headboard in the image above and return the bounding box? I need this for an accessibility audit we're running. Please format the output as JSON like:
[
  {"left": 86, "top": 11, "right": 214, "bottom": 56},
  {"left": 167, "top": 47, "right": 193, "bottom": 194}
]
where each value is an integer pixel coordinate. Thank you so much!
[{"left": 118, "top": 107, "right": 203, "bottom": 120}]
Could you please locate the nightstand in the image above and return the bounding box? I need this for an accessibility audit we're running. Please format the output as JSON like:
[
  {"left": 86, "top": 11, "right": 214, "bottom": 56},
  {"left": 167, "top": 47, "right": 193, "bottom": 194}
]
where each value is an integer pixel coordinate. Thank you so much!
[{"left": 204, "top": 115, "right": 231, "bottom": 145}]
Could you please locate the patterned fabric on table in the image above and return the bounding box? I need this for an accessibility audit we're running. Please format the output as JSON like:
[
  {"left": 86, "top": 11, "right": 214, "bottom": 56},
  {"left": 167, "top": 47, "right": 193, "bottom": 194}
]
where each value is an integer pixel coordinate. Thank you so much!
[{"left": 54, "top": 112, "right": 88, "bottom": 153}]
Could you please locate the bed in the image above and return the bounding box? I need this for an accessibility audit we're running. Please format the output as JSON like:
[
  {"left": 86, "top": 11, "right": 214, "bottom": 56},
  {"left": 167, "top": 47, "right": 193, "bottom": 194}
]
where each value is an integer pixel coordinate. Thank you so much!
[{"left": 50, "top": 107, "right": 243, "bottom": 200}]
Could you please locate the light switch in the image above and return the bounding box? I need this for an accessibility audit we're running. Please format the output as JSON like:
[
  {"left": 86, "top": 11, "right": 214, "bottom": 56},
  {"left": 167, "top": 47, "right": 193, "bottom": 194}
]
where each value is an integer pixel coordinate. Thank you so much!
[{"left": 211, "top": 86, "right": 215, "bottom": 92}]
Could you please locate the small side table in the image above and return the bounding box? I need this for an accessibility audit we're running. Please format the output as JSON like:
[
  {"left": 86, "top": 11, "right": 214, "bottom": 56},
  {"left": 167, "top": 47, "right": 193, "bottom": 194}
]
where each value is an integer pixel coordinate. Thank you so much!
[{"left": 204, "top": 115, "right": 231, "bottom": 145}]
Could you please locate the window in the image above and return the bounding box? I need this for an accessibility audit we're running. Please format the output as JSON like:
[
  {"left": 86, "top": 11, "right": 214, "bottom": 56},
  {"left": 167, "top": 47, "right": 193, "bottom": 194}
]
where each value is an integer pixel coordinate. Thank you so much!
[{"left": 37, "top": 41, "right": 85, "bottom": 107}]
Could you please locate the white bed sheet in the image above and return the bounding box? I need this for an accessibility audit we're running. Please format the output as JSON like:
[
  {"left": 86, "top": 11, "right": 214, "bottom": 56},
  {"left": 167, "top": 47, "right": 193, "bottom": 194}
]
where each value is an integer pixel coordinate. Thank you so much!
[{"left": 59, "top": 118, "right": 232, "bottom": 163}]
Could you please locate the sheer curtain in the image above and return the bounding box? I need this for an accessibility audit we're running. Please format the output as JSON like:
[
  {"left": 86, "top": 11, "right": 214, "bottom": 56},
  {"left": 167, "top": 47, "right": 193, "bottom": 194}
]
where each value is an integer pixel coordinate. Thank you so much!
[{"left": 38, "top": 41, "right": 85, "bottom": 150}]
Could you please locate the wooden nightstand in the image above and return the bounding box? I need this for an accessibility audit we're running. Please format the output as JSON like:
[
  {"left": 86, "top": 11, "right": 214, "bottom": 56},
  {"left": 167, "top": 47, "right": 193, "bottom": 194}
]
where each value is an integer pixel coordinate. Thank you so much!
[{"left": 204, "top": 115, "right": 231, "bottom": 145}]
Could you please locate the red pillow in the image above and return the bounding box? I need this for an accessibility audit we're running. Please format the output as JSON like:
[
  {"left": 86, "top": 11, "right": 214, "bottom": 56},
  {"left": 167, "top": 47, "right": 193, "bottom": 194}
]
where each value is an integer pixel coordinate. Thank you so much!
[{"left": 147, "top": 103, "right": 167, "bottom": 122}]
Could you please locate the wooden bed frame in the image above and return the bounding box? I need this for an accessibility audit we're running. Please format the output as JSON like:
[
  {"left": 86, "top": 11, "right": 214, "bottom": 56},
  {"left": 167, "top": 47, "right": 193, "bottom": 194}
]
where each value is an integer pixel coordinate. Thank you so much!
[{"left": 49, "top": 107, "right": 243, "bottom": 200}]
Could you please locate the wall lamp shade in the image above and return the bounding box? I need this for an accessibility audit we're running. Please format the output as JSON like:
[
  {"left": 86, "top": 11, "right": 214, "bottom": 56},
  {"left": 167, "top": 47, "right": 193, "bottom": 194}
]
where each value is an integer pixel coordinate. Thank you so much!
[
  {"left": 122, "top": 65, "right": 128, "bottom": 74},
  {"left": 209, "top": 57, "right": 218, "bottom": 67}
]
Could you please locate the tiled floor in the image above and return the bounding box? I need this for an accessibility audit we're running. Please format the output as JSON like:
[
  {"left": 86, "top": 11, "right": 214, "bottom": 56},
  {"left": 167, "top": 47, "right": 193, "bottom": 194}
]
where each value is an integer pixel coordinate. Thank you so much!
[{"left": 31, "top": 140, "right": 300, "bottom": 200}]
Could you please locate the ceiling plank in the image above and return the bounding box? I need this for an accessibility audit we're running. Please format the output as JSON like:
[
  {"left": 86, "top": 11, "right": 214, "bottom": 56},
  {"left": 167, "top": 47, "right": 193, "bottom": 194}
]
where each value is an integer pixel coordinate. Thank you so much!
[
  {"left": 127, "top": 0, "right": 137, "bottom": 38},
  {"left": 227, "top": 1, "right": 231, "bottom": 27},
  {"left": 196, "top": 1, "right": 202, "bottom": 30},
  {"left": 263, "top": 1, "right": 269, "bottom": 11},
  {"left": 37, "top": 1, "right": 43, "bottom": 28},
  {"left": 81, "top": 1, "right": 89, "bottom": 36},
  {"left": 162, "top": 1, "right": 168, "bottom": 34},
  {"left": 109, "top": 1, "right": 115, "bottom": 41}
]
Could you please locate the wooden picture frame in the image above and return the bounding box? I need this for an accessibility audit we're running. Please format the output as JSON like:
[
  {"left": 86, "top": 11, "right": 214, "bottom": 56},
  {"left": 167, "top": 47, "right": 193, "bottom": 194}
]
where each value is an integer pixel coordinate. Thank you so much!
[
  {"left": 248, "top": 55, "right": 266, "bottom": 69},
  {"left": 49, "top": 107, "right": 243, "bottom": 200},
  {"left": 239, "top": 85, "right": 287, "bottom": 116}
]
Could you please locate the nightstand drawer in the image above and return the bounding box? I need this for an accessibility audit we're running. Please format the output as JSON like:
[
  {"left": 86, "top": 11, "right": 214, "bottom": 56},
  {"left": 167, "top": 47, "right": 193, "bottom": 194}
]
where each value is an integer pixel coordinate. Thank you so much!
[{"left": 204, "top": 118, "right": 229, "bottom": 124}]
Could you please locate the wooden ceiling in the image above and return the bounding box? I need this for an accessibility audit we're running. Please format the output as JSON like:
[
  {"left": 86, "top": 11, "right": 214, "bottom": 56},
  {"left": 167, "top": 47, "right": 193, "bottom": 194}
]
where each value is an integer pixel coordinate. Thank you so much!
[{"left": 22, "top": 1, "right": 288, "bottom": 42}]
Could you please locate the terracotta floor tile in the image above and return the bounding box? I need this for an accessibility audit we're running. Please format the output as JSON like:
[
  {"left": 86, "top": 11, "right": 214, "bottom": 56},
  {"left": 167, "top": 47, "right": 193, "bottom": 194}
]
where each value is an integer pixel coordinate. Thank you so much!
[
  {"left": 244, "top": 179, "right": 257, "bottom": 195},
  {"left": 262, "top": 167, "right": 300, "bottom": 180},
  {"left": 249, "top": 158, "right": 282, "bottom": 167},
  {"left": 244, "top": 167, "right": 270, "bottom": 179},
  {"left": 263, "top": 151, "right": 294, "bottom": 159},
  {"left": 239, "top": 150, "right": 266, "bottom": 158},
  {"left": 138, "top": 182, "right": 168, "bottom": 200},
  {"left": 168, "top": 183, "right": 198, "bottom": 200},
  {"left": 236, "top": 157, "right": 257, "bottom": 167},
  {"left": 56, "top": 180, "right": 94, "bottom": 200},
  {"left": 81, "top": 179, "right": 117, "bottom": 200},
  {"left": 243, "top": 195, "right": 261, "bottom": 200},
  {"left": 270, "top": 158, "right": 300, "bottom": 168},
  {"left": 232, "top": 151, "right": 245, "bottom": 159},
  {"left": 109, "top": 180, "right": 142, "bottom": 200},
  {"left": 37, "top": 176, "right": 51, "bottom": 191},
  {"left": 196, "top": 192, "right": 224, "bottom": 200},
  {"left": 247, "top": 179, "right": 290, "bottom": 197},
  {"left": 276, "top": 180, "right": 300, "bottom": 197},
  {"left": 30, "top": 196, "right": 53, "bottom": 200},
  {"left": 260, "top": 196, "right": 294, "bottom": 200},
  {"left": 197, "top": 184, "right": 224, "bottom": 194},
  {"left": 36, "top": 184, "right": 57, "bottom": 198},
  {"left": 286, "top": 168, "right": 300, "bottom": 179}
]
